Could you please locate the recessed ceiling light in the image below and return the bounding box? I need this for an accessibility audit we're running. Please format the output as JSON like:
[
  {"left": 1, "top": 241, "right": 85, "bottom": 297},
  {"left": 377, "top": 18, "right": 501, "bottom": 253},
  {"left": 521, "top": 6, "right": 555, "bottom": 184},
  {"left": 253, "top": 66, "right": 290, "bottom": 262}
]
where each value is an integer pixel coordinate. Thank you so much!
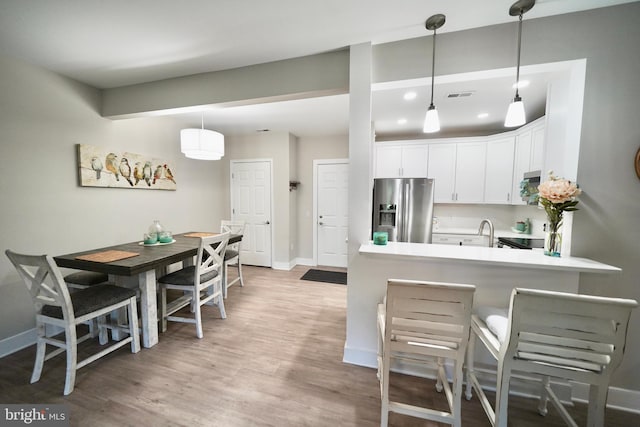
[
  {"left": 477, "top": 113, "right": 489, "bottom": 119},
  {"left": 403, "top": 91, "right": 417, "bottom": 101},
  {"left": 397, "top": 118, "right": 408, "bottom": 125},
  {"left": 512, "top": 80, "right": 530, "bottom": 89}
]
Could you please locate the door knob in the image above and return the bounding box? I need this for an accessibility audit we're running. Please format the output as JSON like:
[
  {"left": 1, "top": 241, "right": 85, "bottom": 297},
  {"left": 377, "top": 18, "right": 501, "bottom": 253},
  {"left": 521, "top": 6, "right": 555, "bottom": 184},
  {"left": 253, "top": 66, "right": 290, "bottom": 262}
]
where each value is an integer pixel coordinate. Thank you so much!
[
  {"left": 264, "top": 220, "right": 270, "bottom": 225},
  {"left": 319, "top": 222, "right": 324, "bottom": 225}
]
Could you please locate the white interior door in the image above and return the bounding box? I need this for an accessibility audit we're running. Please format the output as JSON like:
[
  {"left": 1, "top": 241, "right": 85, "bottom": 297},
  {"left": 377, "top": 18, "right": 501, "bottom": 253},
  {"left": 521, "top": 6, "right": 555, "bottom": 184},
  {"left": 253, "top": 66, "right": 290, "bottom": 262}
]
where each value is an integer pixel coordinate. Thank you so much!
[
  {"left": 231, "top": 160, "right": 272, "bottom": 267},
  {"left": 316, "top": 161, "right": 348, "bottom": 267}
]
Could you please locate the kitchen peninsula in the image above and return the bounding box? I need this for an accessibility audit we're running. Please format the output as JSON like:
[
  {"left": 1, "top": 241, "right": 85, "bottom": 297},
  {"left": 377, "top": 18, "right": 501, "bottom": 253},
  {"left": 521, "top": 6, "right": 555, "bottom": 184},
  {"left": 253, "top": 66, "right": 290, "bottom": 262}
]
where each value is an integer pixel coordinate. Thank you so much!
[{"left": 343, "top": 241, "right": 621, "bottom": 367}]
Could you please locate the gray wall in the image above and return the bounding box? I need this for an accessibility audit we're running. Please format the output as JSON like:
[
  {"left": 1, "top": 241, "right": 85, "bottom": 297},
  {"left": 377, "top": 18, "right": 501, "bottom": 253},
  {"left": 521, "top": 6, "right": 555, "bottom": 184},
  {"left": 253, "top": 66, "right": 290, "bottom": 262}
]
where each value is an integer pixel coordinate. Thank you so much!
[
  {"left": 0, "top": 55, "right": 226, "bottom": 341},
  {"left": 295, "top": 135, "right": 349, "bottom": 261},
  {"left": 370, "top": 3, "right": 640, "bottom": 391},
  {"left": 220, "top": 131, "right": 297, "bottom": 268}
]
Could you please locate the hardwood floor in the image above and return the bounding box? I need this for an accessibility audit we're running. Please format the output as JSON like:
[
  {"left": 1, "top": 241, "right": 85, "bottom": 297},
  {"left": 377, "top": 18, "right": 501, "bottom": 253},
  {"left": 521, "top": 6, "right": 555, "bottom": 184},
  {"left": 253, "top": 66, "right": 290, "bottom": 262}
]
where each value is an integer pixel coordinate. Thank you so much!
[{"left": 1, "top": 265, "right": 637, "bottom": 426}]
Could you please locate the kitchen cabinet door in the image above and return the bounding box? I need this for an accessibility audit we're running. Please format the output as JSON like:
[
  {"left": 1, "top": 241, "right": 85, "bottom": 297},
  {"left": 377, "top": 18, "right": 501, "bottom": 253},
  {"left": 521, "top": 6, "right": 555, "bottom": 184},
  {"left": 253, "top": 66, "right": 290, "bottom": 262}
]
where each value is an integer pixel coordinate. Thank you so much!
[
  {"left": 511, "top": 130, "right": 532, "bottom": 205},
  {"left": 511, "top": 120, "right": 545, "bottom": 205},
  {"left": 374, "top": 145, "right": 403, "bottom": 178},
  {"left": 485, "top": 137, "right": 515, "bottom": 204},
  {"left": 374, "top": 144, "right": 428, "bottom": 178},
  {"left": 531, "top": 124, "right": 545, "bottom": 172},
  {"left": 455, "top": 142, "right": 486, "bottom": 203},
  {"left": 401, "top": 145, "right": 428, "bottom": 177},
  {"left": 428, "top": 143, "right": 457, "bottom": 203}
]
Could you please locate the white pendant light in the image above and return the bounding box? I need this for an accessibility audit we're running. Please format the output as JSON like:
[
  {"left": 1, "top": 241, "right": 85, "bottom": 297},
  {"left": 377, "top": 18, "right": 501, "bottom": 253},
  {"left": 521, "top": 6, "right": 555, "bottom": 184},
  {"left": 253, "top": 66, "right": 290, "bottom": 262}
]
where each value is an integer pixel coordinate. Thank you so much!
[
  {"left": 504, "top": 97, "right": 526, "bottom": 127},
  {"left": 423, "top": 14, "right": 445, "bottom": 134},
  {"left": 424, "top": 106, "right": 440, "bottom": 133},
  {"left": 180, "top": 114, "right": 224, "bottom": 160},
  {"left": 505, "top": 0, "right": 535, "bottom": 128}
]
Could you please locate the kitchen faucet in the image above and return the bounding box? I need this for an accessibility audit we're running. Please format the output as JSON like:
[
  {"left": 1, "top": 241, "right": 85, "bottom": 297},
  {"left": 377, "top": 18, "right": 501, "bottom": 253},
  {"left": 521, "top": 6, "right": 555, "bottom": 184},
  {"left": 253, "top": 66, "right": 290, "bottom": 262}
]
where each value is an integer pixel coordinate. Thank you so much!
[{"left": 478, "top": 219, "right": 494, "bottom": 247}]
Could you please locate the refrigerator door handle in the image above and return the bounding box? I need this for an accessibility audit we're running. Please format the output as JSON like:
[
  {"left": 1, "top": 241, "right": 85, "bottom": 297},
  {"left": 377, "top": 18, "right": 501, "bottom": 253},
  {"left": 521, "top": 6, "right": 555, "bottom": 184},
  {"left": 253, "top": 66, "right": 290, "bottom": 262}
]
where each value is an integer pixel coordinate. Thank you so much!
[{"left": 402, "top": 182, "right": 410, "bottom": 241}]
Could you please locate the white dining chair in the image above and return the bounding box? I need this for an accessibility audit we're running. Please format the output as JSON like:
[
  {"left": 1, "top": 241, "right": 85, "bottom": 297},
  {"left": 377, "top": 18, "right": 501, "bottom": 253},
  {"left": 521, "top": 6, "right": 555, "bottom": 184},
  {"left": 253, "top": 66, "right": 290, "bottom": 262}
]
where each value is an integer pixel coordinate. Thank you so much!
[
  {"left": 220, "top": 220, "right": 245, "bottom": 298},
  {"left": 5, "top": 249, "right": 140, "bottom": 395},
  {"left": 465, "top": 288, "right": 637, "bottom": 427},
  {"left": 158, "top": 232, "right": 229, "bottom": 338},
  {"left": 377, "top": 279, "right": 476, "bottom": 427}
]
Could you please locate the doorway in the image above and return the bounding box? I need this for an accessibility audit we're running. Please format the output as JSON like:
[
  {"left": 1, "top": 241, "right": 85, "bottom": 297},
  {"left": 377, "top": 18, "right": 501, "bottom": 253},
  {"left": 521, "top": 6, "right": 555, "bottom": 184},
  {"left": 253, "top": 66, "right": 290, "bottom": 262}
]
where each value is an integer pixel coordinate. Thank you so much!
[
  {"left": 230, "top": 160, "right": 273, "bottom": 267},
  {"left": 314, "top": 159, "right": 349, "bottom": 267}
]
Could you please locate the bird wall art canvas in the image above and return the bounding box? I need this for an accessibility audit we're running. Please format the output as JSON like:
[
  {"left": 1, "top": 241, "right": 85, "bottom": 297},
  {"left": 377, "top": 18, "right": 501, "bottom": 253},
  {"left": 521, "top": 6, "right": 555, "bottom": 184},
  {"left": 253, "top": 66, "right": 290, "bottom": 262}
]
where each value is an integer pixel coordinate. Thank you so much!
[{"left": 77, "top": 144, "right": 177, "bottom": 190}]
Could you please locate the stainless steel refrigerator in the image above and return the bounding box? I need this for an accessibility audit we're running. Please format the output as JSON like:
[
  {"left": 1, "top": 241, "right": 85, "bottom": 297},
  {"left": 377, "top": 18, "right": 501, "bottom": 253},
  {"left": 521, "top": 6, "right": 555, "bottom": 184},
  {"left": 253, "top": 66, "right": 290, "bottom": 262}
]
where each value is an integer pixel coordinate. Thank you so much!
[{"left": 372, "top": 178, "right": 435, "bottom": 243}]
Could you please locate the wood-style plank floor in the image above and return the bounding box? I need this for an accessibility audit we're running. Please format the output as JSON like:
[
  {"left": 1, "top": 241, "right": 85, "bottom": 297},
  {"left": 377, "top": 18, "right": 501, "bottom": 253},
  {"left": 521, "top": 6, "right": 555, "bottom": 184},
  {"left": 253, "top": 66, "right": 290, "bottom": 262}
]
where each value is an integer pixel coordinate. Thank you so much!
[{"left": 1, "top": 265, "right": 637, "bottom": 426}]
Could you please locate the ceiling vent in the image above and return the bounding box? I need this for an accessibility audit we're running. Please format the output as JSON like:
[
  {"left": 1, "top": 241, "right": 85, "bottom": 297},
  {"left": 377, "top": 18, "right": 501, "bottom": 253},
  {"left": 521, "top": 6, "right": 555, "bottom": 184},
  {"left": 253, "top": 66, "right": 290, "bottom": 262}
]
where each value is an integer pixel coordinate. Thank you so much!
[{"left": 447, "top": 92, "right": 474, "bottom": 98}]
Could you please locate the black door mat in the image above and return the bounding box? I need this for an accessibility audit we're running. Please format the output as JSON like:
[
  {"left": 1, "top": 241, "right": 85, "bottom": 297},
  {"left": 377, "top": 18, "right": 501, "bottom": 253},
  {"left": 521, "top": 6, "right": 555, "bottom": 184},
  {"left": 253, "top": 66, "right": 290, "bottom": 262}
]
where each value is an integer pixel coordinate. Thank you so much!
[{"left": 300, "top": 269, "right": 347, "bottom": 285}]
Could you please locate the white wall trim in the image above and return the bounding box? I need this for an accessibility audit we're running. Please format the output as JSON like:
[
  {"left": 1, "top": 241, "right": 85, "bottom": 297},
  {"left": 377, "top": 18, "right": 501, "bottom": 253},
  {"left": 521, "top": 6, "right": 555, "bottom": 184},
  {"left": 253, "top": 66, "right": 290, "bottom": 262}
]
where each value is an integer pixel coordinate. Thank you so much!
[
  {"left": 313, "top": 158, "right": 349, "bottom": 267},
  {"left": 0, "top": 328, "right": 36, "bottom": 358},
  {"left": 342, "top": 343, "right": 377, "bottom": 368},
  {"left": 572, "top": 383, "right": 640, "bottom": 415},
  {"left": 343, "top": 346, "right": 640, "bottom": 414},
  {"left": 272, "top": 261, "right": 296, "bottom": 271},
  {"left": 295, "top": 257, "right": 315, "bottom": 267}
]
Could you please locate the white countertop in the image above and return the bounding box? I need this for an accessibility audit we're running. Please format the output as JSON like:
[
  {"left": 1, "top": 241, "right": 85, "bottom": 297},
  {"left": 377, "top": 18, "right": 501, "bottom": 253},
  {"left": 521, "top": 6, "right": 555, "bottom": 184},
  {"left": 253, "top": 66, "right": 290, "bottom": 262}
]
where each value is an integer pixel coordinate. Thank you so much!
[{"left": 359, "top": 241, "right": 621, "bottom": 274}]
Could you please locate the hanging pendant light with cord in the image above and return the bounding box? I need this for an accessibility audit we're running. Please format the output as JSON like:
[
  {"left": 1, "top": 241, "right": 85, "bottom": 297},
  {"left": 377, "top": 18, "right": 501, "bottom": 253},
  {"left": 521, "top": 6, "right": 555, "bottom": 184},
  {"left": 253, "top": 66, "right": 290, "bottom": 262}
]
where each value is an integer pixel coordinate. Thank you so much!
[
  {"left": 180, "top": 113, "right": 225, "bottom": 160},
  {"left": 423, "top": 14, "right": 445, "bottom": 134},
  {"left": 505, "top": 0, "right": 535, "bottom": 128}
]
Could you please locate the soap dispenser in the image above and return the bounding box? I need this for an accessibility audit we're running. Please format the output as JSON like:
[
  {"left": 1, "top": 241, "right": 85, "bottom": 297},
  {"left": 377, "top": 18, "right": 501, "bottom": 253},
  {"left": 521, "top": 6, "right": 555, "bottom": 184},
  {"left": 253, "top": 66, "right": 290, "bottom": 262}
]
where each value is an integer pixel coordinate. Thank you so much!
[{"left": 524, "top": 218, "right": 532, "bottom": 234}]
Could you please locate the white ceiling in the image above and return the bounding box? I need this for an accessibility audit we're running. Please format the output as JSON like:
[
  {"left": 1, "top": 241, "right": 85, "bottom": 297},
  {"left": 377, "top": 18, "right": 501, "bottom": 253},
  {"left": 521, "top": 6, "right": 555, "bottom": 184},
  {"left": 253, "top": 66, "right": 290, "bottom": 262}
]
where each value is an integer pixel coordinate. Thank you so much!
[{"left": 0, "top": 0, "right": 635, "bottom": 137}]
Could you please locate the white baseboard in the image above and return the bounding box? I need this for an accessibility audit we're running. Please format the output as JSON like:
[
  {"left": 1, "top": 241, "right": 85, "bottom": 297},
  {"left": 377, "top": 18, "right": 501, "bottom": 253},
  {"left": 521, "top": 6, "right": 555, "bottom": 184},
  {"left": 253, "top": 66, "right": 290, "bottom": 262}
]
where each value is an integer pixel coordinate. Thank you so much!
[
  {"left": 342, "top": 343, "right": 377, "bottom": 368},
  {"left": 295, "top": 258, "right": 315, "bottom": 266},
  {"left": 572, "top": 383, "right": 640, "bottom": 415},
  {"left": 0, "top": 328, "right": 36, "bottom": 358},
  {"left": 272, "top": 260, "right": 296, "bottom": 271},
  {"left": 343, "top": 346, "right": 640, "bottom": 414}
]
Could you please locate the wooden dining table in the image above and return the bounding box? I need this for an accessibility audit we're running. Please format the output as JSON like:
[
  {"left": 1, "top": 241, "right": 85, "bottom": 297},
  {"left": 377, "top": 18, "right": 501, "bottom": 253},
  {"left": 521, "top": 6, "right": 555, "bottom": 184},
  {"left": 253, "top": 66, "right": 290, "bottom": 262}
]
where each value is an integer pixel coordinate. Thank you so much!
[{"left": 54, "top": 232, "right": 242, "bottom": 348}]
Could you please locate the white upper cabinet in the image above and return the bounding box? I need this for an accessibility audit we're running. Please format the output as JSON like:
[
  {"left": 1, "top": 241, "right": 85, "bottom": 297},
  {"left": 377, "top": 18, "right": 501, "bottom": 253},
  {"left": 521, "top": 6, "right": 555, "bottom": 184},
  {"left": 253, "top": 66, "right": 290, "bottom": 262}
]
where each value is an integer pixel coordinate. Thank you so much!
[
  {"left": 485, "top": 136, "right": 515, "bottom": 204},
  {"left": 428, "top": 143, "right": 457, "bottom": 203},
  {"left": 373, "top": 117, "right": 545, "bottom": 205},
  {"left": 531, "top": 122, "right": 545, "bottom": 172},
  {"left": 374, "top": 144, "right": 428, "bottom": 178},
  {"left": 375, "top": 145, "right": 403, "bottom": 178},
  {"left": 511, "top": 118, "right": 545, "bottom": 205},
  {"left": 401, "top": 145, "right": 429, "bottom": 177},
  {"left": 455, "top": 142, "right": 486, "bottom": 203}
]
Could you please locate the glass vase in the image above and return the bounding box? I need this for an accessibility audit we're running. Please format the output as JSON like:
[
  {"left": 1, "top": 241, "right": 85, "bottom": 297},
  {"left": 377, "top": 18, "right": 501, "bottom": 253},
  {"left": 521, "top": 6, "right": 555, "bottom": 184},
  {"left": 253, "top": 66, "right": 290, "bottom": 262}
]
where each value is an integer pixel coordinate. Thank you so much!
[
  {"left": 544, "top": 230, "right": 562, "bottom": 257},
  {"left": 148, "top": 220, "right": 164, "bottom": 242}
]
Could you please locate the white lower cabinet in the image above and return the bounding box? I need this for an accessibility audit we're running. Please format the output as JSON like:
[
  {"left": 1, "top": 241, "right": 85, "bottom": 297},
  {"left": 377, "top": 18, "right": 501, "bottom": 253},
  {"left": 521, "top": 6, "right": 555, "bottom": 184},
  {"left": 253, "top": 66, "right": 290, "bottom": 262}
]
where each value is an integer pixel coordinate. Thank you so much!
[{"left": 432, "top": 234, "right": 490, "bottom": 247}]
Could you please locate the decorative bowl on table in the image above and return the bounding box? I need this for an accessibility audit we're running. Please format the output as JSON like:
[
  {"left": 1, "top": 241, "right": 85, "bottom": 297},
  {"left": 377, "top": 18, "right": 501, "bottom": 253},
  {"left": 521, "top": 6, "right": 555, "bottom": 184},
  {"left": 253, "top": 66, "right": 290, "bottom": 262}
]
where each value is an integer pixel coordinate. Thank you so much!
[
  {"left": 143, "top": 233, "right": 157, "bottom": 245},
  {"left": 158, "top": 231, "right": 173, "bottom": 243}
]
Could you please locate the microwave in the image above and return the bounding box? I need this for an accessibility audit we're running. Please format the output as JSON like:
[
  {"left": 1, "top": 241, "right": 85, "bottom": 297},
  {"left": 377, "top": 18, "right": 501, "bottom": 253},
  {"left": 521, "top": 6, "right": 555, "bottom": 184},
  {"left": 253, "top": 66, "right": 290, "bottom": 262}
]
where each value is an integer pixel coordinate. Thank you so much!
[{"left": 519, "top": 170, "right": 541, "bottom": 205}]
